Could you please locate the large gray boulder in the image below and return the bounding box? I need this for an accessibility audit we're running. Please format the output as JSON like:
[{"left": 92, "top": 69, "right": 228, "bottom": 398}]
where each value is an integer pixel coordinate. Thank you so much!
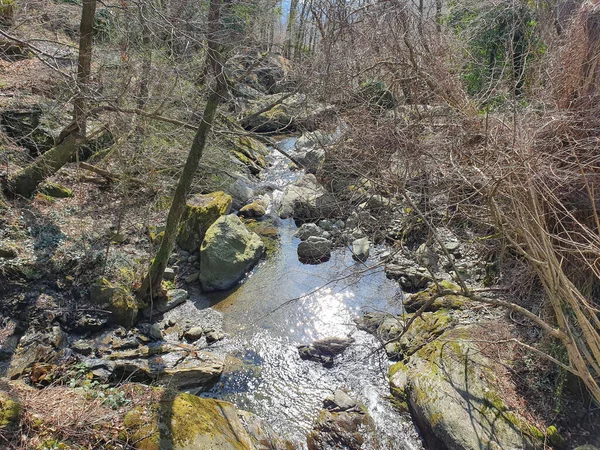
[
  {"left": 199, "top": 214, "right": 265, "bottom": 292},
  {"left": 389, "top": 326, "right": 545, "bottom": 450},
  {"left": 280, "top": 174, "right": 332, "bottom": 219}
]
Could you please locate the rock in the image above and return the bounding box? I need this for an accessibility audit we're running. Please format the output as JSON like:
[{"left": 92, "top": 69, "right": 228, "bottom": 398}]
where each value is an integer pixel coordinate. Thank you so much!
[
  {"left": 318, "top": 219, "right": 334, "bottom": 231},
  {"left": 205, "top": 329, "right": 225, "bottom": 344},
  {"left": 143, "top": 289, "right": 188, "bottom": 317},
  {"left": 0, "top": 108, "right": 55, "bottom": 155},
  {"left": 295, "top": 130, "right": 337, "bottom": 152},
  {"left": 90, "top": 278, "right": 140, "bottom": 328},
  {"left": 415, "top": 243, "right": 439, "bottom": 272},
  {"left": 297, "top": 236, "right": 331, "bottom": 263},
  {"left": 574, "top": 446, "right": 600, "bottom": 450},
  {"left": 298, "top": 337, "right": 355, "bottom": 367},
  {"left": 40, "top": 182, "right": 73, "bottom": 198},
  {"left": 177, "top": 191, "right": 232, "bottom": 252},
  {"left": 323, "top": 389, "right": 357, "bottom": 412},
  {"left": 0, "top": 391, "right": 21, "bottom": 430},
  {"left": 444, "top": 241, "right": 461, "bottom": 254},
  {"left": 71, "top": 340, "right": 94, "bottom": 356},
  {"left": 296, "top": 147, "right": 325, "bottom": 174},
  {"left": 307, "top": 406, "right": 375, "bottom": 450},
  {"left": 199, "top": 214, "right": 265, "bottom": 292},
  {"left": 351, "top": 237, "right": 370, "bottom": 262},
  {"left": 294, "top": 223, "right": 324, "bottom": 241},
  {"left": 124, "top": 390, "right": 292, "bottom": 450},
  {"left": 390, "top": 326, "right": 544, "bottom": 450},
  {"left": 0, "top": 245, "right": 17, "bottom": 259},
  {"left": 279, "top": 174, "right": 332, "bottom": 219},
  {"left": 366, "top": 194, "right": 390, "bottom": 210},
  {"left": 184, "top": 327, "right": 204, "bottom": 342},
  {"left": 403, "top": 280, "right": 468, "bottom": 313},
  {"left": 163, "top": 267, "right": 176, "bottom": 281},
  {"left": 385, "top": 257, "right": 433, "bottom": 292},
  {"left": 185, "top": 272, "right": 200, "bottom": 283},
  {"left": 239, "top": 196, "right": 269, "bottom": 218}
]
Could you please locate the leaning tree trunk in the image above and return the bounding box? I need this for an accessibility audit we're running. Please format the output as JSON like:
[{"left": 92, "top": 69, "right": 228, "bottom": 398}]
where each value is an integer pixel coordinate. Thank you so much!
[
  {"left": 139, "top": 0, "right": 228, "bottom": 300},
  {"left": 7, "top": 0, "right": 96, "bottom": 197}
]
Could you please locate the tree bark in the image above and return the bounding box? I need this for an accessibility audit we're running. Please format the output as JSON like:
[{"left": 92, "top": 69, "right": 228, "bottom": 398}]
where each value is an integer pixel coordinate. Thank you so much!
[
  {"left": 139, "top": 0, "right": 228, "bottom": 300},
  {"left": 285, "top": 0, "right": 299, "bottom": 58},
  {"left": 73, "top": 0, "right": 97, "bottom": 137}
]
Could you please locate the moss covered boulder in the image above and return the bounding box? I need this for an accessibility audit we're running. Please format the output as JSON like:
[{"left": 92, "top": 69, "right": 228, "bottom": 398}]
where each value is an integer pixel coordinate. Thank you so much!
[
  {"left": 0, "top": 391, "right": 21, "bottom": 429},
  {"left": 403, "top": 280, "right": 469, "bottom": 313},
  {"left": 124, "top": 390, "right": 293, "bottom": 450},
  {"left": 390, "top": 326, "right": 545, "bottom": 450},
  {"left": 199, "top": 214, "right": 265, "bottom": 292},
  {"left": 177, "top": 191, "right": 232, "bottom": 252},
  {"left": 90, "top": 278, "right": 141, "bottom": 328}
]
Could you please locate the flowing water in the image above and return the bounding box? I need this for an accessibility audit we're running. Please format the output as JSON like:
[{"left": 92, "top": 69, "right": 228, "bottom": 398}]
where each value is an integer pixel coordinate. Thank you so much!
[{"left": 198, "top": 138, "right": 424, "bottom": 449}]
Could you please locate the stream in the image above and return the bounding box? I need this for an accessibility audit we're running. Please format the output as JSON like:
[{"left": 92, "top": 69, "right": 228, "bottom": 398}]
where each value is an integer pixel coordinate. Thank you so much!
[{"left": 197, "top": 138, "right": 424, "bottom": 449}]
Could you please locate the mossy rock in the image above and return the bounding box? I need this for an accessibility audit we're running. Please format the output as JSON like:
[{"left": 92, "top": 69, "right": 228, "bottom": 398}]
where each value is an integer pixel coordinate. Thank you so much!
[
  {"left": 123, "top": 390, "right": 283, "bottom": 450},
  {"left": 39, "top": 182, "right": 73, "bottom": 198},
  {"left": 90, "top": 278, "right": 141, "bottom": 328},
  {"left": 403, "top": 280, "right": 468, "bottom": 313},
  {"left": 176, "top": 191, "right": 232, "bottom": 252},
  {"left": 397, "top": 326, "right": 544, "bottom": 450},
  {"left": 0, "top": 391, "right": 21, "bottom": 429},
  {"left": 383, "top": 310, "right": 454, "bottom": 359},
  {"left": 243, "top": 218, "right": 280, "bottom": 257}
]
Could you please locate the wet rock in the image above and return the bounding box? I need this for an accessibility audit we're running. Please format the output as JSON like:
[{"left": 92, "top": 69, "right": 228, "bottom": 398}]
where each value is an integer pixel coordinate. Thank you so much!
[
  {"left": 177, "top": 191, "right": 232, "bottom": 252},
  {"left": 351, "top": 237, "right": 370, "bottom": 262},
  {"left": 294, "top": 223, "right": 324, "bottom": 241},
  {"left": 143, "top": 289, "right": 188, "bottom": 317},
  {"left": 123, "top": 389, "right": 292, "bottom": 450},
  {"left": 323, "top": 389, "right": 357, "bottom": 412},
  {"left": 183, "top": 327, "right": 204, "bottom": 342},
  {"left": 280, "top": 174, "right": 332, "bottom": 219},
  {"left": 137, "top": 323, "right": 163, "bottom": 341},
  {"left": 239, "top": 196, "right": 269, "bottom": 218},
  {"left": 90, "top": 278, "right": 140, "bottom": 328},
  {"left": 307, "top": 392, "right": 375, "bottom": 450},
  {"left": 390, "top": 326, "right": 544, "bottom": 450},
  {"left": 297, "top": 236, "right": 331, "bottom": 263},
  {"left": 205, "top": 329, "right": 225, "bottom": 344},
  {"left": 71, "top": 340, "right": 94, "bottom": 356},
  {"left": 298, "top": 337, "right": 355, "bottom": 367},
  {"left": 199, "top": 214, "right": 265, "bottom": 292}
]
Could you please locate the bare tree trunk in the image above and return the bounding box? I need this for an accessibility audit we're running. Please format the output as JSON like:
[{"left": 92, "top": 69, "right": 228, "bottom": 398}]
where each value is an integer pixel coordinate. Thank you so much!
[
  {"left": 285, "top": 0, "right": 299, "bottom": 58},
  {"left": 139, "top": 0, "right": 228, "bottom": 300},
  {"left": 7, "top": 0, "right": 96, "bottom": 197}
]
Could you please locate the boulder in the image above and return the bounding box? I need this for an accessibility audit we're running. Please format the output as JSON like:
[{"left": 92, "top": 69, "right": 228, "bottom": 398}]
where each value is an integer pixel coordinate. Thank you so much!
[
  {"left": 199, "top": 214, "right": 265, "bottom": 292},
  {"left": 295, "top": 147, "right": 325, "bottom": 174},
  {"left": 351, "top": 237, "right": 370, "bottom": 262},
  {"left": 239, "top": 196, "right": 269, "bottom": 218},
  {"left": 298, "top": 336, "right": 355, "bottom": 367},
  {"left": 294, "top": 223, "right": 324, "bottom": 241},
  {"left": 124, "top": 390, "right": 293, "bottom": 450},
  {"left": 90, "top": 278, "right": 140, "bottom": 328},
  {"left": 403, "top": 280, "right": 468, "bottom": 313},
  {"left": 385, "top": 257, "right": 433, "bottom": 292},
  {"left": 389, "top": 326, "right": 544, "bottom": 450},
  {"left": 142, "top": 289, "right": 188, "bottom": 318},
  {"left": 297, "top": 236, "right": 331, "bottom": 263},
  {"left": 279, "top": 174, "right": 331, "bottom": 219},
  {"left": 307, "top": 391, "right": 375, "bottom": 450},
  {"left": 177, "top": 191, "right": 232, "bottom": 252}
]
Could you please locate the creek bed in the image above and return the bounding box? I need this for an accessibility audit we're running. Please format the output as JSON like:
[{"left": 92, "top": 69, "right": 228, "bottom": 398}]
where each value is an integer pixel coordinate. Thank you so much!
[{"left": 196, "top": 138, "right": 424, "bottom": 449}]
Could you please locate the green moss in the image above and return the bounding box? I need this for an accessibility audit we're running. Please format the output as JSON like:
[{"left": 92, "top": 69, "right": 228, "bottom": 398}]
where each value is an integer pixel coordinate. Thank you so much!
[
  {"left": 40, "top": 182, "right": 73, "bottom": 198},
  {"left": 404, "top": 281, "right": 467, "bottom": 312},
  {"left": 0, "top": 392, "right": 21, "bottom": 428},
  {"left": 177, "top": 192, "right": 232, "bottom": 252},
  {"left": 90, "top": 278, "right": 140, "bottom": 328},
  {"left": 244, "top": 219, "right": 280, "bottom": 256},
  {"left": 546, "top": 425, "right": 566, "bottom": 448}
]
